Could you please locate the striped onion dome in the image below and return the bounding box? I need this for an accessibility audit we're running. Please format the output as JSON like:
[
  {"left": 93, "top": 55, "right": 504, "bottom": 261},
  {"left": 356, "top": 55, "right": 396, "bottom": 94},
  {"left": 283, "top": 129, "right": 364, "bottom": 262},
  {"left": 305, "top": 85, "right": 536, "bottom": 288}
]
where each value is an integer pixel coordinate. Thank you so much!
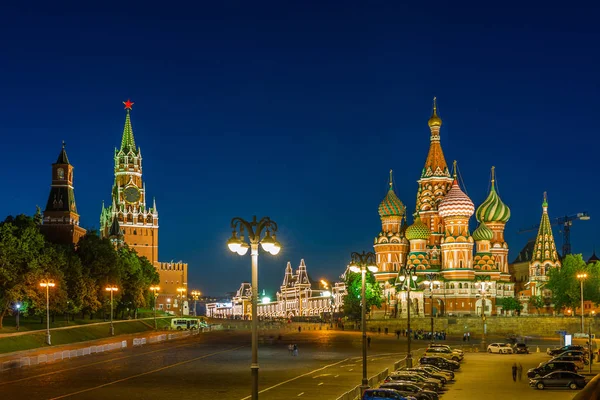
[
  {"left": 438, "top": 179, "right": 475, "bottom": 218},
  {"left": 405, "top": 215, "right": 431, "bottom": 241},
  {"left": 378, "top": 171, "right": 405, "bottom": 217},
  {"left": 472, "top": 222, "right": 493, "bottom": 241},
  {"left": 476, "top": 181, "right": 510, "bottom": 223}
]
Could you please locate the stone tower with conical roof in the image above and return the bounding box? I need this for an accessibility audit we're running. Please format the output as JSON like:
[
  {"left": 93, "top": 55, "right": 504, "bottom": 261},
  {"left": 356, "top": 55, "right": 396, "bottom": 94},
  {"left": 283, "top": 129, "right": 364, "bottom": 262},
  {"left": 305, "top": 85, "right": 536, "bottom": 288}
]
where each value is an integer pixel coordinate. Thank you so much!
[
  {"left": 529, "top": 192, "right": 561, "bottom": 295},
  {"left": 100, "top": 100, "right": 159, "bottom": 264},
  {"left": 41, "top": 142, "right": 87, "bottom": 245},
  {"left": 415, "top": 98, "right": 454, "bottom": 268},
  {"left": 374, "top": 170, "right": 409, "bottom": 283}
]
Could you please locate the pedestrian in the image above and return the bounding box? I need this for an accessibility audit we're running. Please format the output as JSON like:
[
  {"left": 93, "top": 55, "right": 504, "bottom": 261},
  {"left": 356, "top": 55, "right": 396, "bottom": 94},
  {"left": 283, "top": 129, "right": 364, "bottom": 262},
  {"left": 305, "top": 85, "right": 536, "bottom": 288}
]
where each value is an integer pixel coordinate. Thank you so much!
[
  {"left": 367, "top": 336, "right": 371, "bottom": 348},
  {"left": 298, "top": 326, "right": 301, "bottom": 333},
  {"left": 463, "top": 333, "right": 466, "bottom": 342},
  {"left": 512, "top": 363, "right": 517, "bottom": 382},
  {"left": 293, "top": 344, "right": 298, "bottom": 356},
  {"left": 378, "top": 327, "right": 381, "bottom": 334},
  {"left": 288, "top": 344, "right": 293, "bottom": 355},
  {"left": 467, "top": 332, "right": 471, "bottom": 342},
  {"left": 396, "top": 330, "right": 401, "bottom": 339},
  {"left": 517, "top": 363, "right": 523, "bottom": 381}
]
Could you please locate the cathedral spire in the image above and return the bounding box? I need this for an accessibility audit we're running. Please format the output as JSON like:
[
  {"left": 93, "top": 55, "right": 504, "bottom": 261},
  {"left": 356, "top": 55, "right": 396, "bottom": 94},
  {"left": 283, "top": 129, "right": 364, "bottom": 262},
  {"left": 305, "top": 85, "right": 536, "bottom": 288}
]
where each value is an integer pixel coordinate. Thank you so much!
[
  {"left": 421, "top": 98, "right": 450, "bottom": 178},
  {"left": 531, "top": 192, "right": 560, "bottom": 266},
  {"left": 120, "top": 100, "right": 137, "bottom": 153}
]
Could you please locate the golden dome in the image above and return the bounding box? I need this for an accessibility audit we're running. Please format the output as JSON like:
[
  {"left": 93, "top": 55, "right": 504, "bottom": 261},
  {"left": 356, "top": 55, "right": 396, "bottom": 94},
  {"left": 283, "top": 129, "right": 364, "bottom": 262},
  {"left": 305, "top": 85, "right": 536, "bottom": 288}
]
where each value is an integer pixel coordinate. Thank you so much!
[{"left": 428, "top": 97, "right": 442, "bottom": 128}]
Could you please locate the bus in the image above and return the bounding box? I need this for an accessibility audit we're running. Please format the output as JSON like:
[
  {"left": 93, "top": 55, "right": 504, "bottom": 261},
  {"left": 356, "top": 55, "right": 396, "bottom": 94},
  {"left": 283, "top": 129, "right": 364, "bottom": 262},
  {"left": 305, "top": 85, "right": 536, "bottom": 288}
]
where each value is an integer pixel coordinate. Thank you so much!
[{"left": 170, "top": 318, "right": 208, "bottom": 330}]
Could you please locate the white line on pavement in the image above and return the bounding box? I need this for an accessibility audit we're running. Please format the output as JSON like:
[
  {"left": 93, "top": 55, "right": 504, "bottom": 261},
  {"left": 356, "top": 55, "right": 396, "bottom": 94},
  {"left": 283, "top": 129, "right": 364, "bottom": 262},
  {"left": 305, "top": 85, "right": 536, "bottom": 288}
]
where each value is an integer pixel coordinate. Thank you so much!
[
  {"left": 318, "top": 382, "right": 324, "bottom": 386},
  {"left": 297, "top": 393, "right": 304, "bottom": 397},
  {"left": 335, "top": 375, "right": 339, "bottom": 378}
]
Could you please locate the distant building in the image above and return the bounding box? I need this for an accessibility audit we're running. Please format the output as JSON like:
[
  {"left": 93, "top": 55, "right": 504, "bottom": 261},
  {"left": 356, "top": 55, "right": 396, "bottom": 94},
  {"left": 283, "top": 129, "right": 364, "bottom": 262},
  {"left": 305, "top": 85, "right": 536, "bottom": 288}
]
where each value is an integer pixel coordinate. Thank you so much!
[{"left": 40, "top": 142, "right": 86, "bottom": 245}]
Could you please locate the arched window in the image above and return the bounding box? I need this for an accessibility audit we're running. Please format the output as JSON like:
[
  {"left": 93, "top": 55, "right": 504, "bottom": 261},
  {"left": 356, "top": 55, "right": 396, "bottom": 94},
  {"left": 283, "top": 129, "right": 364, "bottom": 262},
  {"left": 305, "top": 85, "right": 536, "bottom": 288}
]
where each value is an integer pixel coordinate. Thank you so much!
[{"left": 458, "top": 283, "right": 463, "bottom": 289}]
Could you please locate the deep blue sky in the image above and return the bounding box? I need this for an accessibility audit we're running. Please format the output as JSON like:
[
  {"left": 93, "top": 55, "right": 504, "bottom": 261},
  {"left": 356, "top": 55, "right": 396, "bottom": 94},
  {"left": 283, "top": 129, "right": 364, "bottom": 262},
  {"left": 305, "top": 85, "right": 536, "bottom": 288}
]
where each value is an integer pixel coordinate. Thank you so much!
[{"left": 1, "top": 2, "right": 599, "bottom": 296}]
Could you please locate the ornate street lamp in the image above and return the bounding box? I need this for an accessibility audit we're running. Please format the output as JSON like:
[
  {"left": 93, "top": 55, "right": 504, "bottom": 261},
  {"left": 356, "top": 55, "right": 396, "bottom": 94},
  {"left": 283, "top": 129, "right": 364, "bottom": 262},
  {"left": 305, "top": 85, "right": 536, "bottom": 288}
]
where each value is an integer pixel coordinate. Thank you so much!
[
  {"left": 40, "top": 279, "right": 56, "bottom": 345},
  {"left": 227, "top": 215, "right": 281, "bottom": 400},
  {"left": 396, "top": 265, "right": 418, "bottom": 367},
  {"left": 105, "top": 285, "right": 119, "bottom": 336},
  {"left": 177, "top": 287, "right": 187, "bottom": 316},
  {"left": 191, "top": 290, "right": 201, "bottom": 316},
  {"left": 577, "top": 273, "right": 588, "bottom": 333},
  {"left": 150, "top": 286, "right": 160, "bottom": 329},
  {"left": 320, "top": 279, "right": 335, "bottom": 328},
  {"left": 422, "top": 273, "right": 441, "bottom": 343},
  {"left": 475, "top": 275, "right": 491, "bottom": 350},
  {"left": 348, "top": 251, "right": 378, "bottom": 395}
]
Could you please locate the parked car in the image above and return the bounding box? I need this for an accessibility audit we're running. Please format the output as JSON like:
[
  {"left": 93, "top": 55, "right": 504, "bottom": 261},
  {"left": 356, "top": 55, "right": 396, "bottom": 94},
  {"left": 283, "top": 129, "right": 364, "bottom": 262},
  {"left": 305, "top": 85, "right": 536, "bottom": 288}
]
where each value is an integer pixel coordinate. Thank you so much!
[
  {"left": 487, "top": 343, "right": 513, "bottom": 354},
  {"left": 416, "top": 364, "right": 454, "bottom": 381},
  {"left": 549, "top": 355, "right": 586, "bottom": 369},
  {"left": 547, "top": 345, "right": 585, "bottom": 357},
  {"left": 557, "top": 350, "right": 589, "bottom": 360},
  {"left": 399, "top": 367, "right": 447, "bottom": 384},
  {"left": 428, "top": 344, "right": 464, "bottom": 356},
  {"left": 361, "top": 388, "right": 417, "bottom": 400},
  {"left": 529, "top": 371, "right": 587, "bottom": 390},
  {"left": 379, "top": 382, "right": 438, "bottom": 400},
  {"left": 424, "top": 347, "right": 463, "bottom": 362},
  {"left": 527, "top": 361, "right": 579, "bottom": 378},
  {"left": 513, "top": 343, "right": 529, "bottom": 354},
  {"left": 386, "top": 373, "right": 441, "bottom": 392},
  {"left": 419, "top": 356, "right": 460, "bottom": 371}
]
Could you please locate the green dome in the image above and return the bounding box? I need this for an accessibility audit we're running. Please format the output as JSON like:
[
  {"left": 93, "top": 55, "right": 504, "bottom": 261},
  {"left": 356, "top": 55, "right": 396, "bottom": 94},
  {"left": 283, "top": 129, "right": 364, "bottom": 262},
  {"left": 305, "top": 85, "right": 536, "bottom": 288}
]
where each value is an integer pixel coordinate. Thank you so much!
[
  {"left": 405, "top": 216, "right": 431, "bottom": 241},
  {"left": 378, "top": 188, "right": 405, "bottom": 218},
  {"left": 476, "top": 182, "right": 510, "bottom": 223},
  {"left": 472, "top": 222, "right": 493, "bottom": 241}
]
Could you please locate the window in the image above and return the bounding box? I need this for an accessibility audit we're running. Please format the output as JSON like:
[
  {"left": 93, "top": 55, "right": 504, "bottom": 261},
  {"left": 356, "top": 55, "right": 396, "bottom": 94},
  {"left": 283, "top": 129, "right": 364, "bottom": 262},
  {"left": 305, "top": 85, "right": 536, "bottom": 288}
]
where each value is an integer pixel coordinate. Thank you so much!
[
  {"left": 166, "top": 304, "right": 171, "bottom": 310},
  {"left": 159, "top": 304, "right": 164, "bottom": 310}
]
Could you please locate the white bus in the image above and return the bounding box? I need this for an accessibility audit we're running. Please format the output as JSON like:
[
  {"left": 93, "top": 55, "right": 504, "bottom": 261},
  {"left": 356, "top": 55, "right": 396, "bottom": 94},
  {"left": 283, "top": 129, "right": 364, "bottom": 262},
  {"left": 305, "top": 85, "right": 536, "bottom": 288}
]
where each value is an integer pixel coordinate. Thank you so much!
[{"left": 170, "top": 318, "right": 208, "bottom": 330}]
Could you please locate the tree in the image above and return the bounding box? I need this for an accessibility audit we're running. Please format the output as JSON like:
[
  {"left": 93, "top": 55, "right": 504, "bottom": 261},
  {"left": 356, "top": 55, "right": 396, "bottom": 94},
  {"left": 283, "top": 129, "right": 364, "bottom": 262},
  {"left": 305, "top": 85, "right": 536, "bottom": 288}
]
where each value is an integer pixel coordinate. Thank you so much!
[
  {"left": 528, "top": 295, "right": 546, "bottom": 315},
  {"left": 545, "top": 254, "right": 600, "bottom": 312},
  {"left": 117, "top": 249, "right": 159, "bottom": 318},
  {"left": 342, "top": 270, "right": 382, "bottom": 322},
  {"left": 497, "top": 297, "right": 523, "bottom": 314}
]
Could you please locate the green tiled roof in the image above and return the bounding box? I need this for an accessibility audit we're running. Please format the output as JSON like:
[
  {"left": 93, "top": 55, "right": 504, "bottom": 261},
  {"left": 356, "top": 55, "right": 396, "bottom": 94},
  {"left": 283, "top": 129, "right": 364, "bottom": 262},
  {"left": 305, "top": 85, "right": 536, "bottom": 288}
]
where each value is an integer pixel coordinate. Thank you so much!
[
  {"left": 120, "top": 110, "right": 138, "bottom": 154},
  {"left": 473, "top": 222, "right": 493, "bottom": 241}
]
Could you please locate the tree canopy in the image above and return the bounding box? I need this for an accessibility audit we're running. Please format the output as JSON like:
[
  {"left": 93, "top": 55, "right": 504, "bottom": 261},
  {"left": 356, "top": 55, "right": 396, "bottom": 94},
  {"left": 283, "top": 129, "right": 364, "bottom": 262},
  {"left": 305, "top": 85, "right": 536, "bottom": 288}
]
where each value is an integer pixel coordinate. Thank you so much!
[
  {"left": 545, "top": 254, "right": 600, "bottom": 312},
  {"left": 342, "top": 270, "right": 382, "bottom": 322}
]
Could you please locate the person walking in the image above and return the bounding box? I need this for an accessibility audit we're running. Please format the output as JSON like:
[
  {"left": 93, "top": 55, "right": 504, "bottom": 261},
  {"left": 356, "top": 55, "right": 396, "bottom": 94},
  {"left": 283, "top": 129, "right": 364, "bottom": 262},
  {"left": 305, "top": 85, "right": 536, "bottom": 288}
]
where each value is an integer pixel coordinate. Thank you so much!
[
  {"left": 367, "top": 336, "right": 371, "bottom": 348},
  {"left": 512, "top": 363, "right": 518, "bottom": 382},
  {"left": 467, "top": 332, "right": 471, "bottom": 342},
  {"left": 396, "top": 330, "right": 401, "bottom": 339},
  {"left": 378, "top": 327, "right": 381, "bottom": 335},
  {"left": 293, "top": 344, "right": 298, "bottom": 356},
  {"left": 517, "top": 363, "right": 523, "bottom": 381}
]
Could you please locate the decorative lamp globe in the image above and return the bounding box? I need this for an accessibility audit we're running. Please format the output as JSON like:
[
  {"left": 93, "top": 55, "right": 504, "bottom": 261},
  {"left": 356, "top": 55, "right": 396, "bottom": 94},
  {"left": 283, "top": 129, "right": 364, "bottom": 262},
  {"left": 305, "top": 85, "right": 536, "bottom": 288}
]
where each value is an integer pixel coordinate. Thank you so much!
[
  {"left": 368, "top": 265, "right": 378, "bottom": 273},
  {"left": 260, "top": 231, "right": 276, "bottom": 252},
  {"left": 237, "top": 242, "right": 249, "bottom": 256},
  {"left": 269, "top": 236, "right": 282, "bottom": 255},
  {"left": 227, "top": 232, "right": 242, "bottom": 252}
]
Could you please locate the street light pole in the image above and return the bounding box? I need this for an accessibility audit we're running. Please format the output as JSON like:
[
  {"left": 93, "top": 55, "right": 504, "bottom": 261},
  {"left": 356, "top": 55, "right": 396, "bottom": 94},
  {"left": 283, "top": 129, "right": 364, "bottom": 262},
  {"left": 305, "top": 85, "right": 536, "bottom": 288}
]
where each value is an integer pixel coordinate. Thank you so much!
[
  {"left": 320, "top": 279, "right": 335, "bottom": 328},
  {"left": 577, "top": 273, "right": 587, "bottom": 333},
  {"left": 227, "top": 216, "right": 281, "bottom": 400},
  {"left": 348, "top": 251, "right": 378, "bottom": 395},
  {"left": 397, "top": 265, "right": 416, "bottom": 367},
  {"left": 40, "top": 279, "right": 56, "bottom": 345},
  {"left": 475, "top": 275, "right": 490, "bottom": 350},
  {"left": 15, "top": 303, "right": 21, "bottom": 332},
  {"left": 105, "top": 286, "right": 118, "bottom": 336},
  {"left": 423, "top": 273, "right": 440, "bottom": 343},
  {"left": 150, "top": 286, "right": 160, "bottom": 329}
]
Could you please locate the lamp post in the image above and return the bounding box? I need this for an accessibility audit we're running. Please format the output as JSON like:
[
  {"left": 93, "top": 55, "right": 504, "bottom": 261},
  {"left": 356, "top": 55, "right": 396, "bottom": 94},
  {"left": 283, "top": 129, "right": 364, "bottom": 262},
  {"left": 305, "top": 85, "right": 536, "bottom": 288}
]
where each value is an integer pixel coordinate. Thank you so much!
[
  {"left": 177, "top": 287, "right": 187, "bottom": 316},
  {"left": 150, "top": 286, "right": 160, "bottom": 329},
  {"left": 227, "top": 215, "right": 281, "bottom": 400},
  {"left": 396, "top": 265, "right": 417, "bottom": 367},
  {"left": 191, "top": 290, "right": 201, "bottom": 316},
  {"left": 475, "top": 275, "right": 491, "bottom": 350},
  {"left": 422, "top": 273, "right": 440, "bottom": 343},
  {"left": 105, "top": 285, "right": 118, "bottom": 336},
  {"left": 15, "top": 303, "right": 21, "bottom": 331},
  {"left": 40, "top": 279, "right": 56, "bottom": 345},
  {"left": 320, "top": 279, "right": 335, "bottom": 328},
  {"left": 348, "top": 251, "right": 378, "bottom": 394},
  {"left": 577, "top": 273, "right": 588, "bottom": 333}
]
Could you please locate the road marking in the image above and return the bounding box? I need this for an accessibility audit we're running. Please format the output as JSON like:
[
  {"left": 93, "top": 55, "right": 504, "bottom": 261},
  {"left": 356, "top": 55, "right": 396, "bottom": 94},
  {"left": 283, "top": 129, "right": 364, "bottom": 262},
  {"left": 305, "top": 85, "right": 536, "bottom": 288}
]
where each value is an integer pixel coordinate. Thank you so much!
[
  {"left": 47, "top": 346, "right": 245, "bottom": 400},
  {"left": 239, "top": 358, "right": 350, "bottom": 400},
  {"left": 318, "top": 382, "right": 324, "bottom": 386},
  {"left": 0, "top": 338, "right": 212, "bottom": 386},
  {"left": 297, "top": 392, "right": 304, "bottom": 397},
  {"left": 349, "top": 368, "right": 353, "bottom": 371},
  {"left": 312, "top": 373, "right": 332, "bottom": 379},
  {"left": 334, "top": 375, "right": 339, "bottom": 378}
]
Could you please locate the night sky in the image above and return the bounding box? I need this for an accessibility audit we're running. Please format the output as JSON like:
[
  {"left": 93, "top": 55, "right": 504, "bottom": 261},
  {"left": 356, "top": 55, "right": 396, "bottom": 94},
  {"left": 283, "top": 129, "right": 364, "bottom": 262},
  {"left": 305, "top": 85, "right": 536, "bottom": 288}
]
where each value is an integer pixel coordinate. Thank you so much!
[{"left": 1, "top": 3, "right": 599, "bottom": 296}]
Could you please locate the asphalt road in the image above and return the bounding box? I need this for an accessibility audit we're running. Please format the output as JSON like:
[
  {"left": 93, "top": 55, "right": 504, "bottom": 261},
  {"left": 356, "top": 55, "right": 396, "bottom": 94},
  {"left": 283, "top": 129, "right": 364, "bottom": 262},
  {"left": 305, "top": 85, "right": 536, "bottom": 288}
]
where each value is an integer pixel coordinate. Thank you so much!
[{"left": 0, "top": 330, "right": 414, "bottom": 400}]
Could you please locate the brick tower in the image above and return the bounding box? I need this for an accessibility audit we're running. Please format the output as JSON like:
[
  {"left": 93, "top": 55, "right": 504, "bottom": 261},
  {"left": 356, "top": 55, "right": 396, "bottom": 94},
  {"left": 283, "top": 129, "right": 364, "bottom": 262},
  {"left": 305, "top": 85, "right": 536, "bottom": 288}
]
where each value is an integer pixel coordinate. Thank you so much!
[{"left": 41, "top": 142, "right": 86, "bottom": 245}]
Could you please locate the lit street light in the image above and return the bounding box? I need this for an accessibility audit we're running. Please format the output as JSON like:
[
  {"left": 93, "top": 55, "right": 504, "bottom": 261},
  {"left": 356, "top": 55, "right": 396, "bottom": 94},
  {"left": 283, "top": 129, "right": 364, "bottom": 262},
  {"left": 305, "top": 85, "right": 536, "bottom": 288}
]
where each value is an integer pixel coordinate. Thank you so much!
[
  {"left": 475, "top": 275, "right": 491, "bottom": 350},
  {"left": 577, "top": 273, "right": 588, "bottom": 333},
  {"left": 396, "top": 265, "right": 417, "bottom": 367},
  {"left": 191, "top": 290, "right": 201, "bottom": 316},
  {"left": 105, "top": 285, "right": 118, "bottom": 336},
  {"left": 15, "top": 303, "right": 21, "bottom": 331},
  {"left": 320, "top": 279, "right": 335, "bottom": 328},
  {"left": 150, "top": 286, "right": 160, "bottom": 329},
  {"left": 422, "top": 273, "right": 441, "bottom": 343},
  {"left": 177, "top": 287, "right": 187, "bottom": 316},
  {"left": 348, "top": 251, "right": 378, "bottom": 395},
  {"left": 40, "top": 279, "right": 56, "bottom": 345},
  {"left": 227, "top": 215, "right": 281, "bottom": 400}
]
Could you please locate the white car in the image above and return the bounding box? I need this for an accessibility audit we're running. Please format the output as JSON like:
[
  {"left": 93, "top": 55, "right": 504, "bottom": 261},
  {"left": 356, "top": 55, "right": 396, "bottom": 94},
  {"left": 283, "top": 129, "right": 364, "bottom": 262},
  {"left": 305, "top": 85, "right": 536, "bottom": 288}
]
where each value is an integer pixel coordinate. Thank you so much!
[{"left": 487, "top": 343, "right": 514, "bottom": 354}]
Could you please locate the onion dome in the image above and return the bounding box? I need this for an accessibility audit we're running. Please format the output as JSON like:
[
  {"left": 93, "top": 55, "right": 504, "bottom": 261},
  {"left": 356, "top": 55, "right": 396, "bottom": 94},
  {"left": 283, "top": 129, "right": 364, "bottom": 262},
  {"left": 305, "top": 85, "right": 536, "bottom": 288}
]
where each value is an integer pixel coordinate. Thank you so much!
[
  {"left": 428, "top": 97, "right": 442, "bottom": 128},
  {"left": 476, "top": 167, "right": 511, "bottom": 223},
  {"left": 472, "top": 222, "right": 493, "bottom": 241},
  {"left": 405, "top": 215, "right": 431, "bottom": 241},
  {"left": 438, "top": 167, "right": 475, "bottom": 218},
  {"left": 378, "top": 170, "right": 405, "bottom": 217}
]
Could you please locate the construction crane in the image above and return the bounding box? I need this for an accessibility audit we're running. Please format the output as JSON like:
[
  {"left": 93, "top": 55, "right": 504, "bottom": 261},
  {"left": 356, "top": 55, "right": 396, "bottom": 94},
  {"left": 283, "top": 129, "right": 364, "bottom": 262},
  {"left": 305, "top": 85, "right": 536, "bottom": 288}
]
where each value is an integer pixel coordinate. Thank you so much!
[{"left": 518, "top": 212, "right": 591, "bottom": 258}]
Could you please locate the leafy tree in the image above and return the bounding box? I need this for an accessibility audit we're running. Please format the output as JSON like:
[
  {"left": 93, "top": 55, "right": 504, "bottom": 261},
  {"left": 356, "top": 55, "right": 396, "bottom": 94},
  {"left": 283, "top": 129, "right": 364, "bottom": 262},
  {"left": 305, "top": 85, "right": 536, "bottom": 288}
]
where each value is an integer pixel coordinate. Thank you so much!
[
  {"left": 497, "top": 297, "right": 523, "bottom": 313},
  {"left": 117, "top": 249, "right": 159, "bottom": 318},
  {"left": 528, "top": 295, "right": 546, "bottom": 314},
  {"left": 546, "top": 254, "right": 600, "bottom": 312},
  {"left": 343, "top": 270, "right": 382, "bottom": 322}
]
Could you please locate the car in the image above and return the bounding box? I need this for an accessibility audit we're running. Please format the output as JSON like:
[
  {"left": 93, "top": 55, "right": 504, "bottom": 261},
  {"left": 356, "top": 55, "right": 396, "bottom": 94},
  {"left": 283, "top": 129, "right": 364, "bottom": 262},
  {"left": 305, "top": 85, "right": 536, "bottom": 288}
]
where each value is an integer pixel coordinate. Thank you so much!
[
  {"left": 379, "top": 382, "right": 438, "bottom": 400},
  {"left": 361, "top": 388, "right": 417, "bottom": 400},
  {"left": 529, "top": 371, "right": 587, "bottom": 390},
  {"left": 557, "top": 350, "right": 589, "bottom": 360},
  {"left": 400, "top": 367, "right": 447, "bottom": 384},
  {"left": 424, "top": 347, "right": 463, "bottom": 362},
  {"left": 428, "top": 344, "right": 464, "bottom": 356},
  {"left": 487, "top": 343, "right": 513, "bottom": 354},
  {"left": 386, "top": 373, "right": 442, "bottom": 392},
  {"left": 527, "top": 361, "right": 579, "bottom": 378},
  {"left": 513, "top": 343, "right": 529, "bottom": 354},
  {"left": 547, "top": 345, "right": 585, "bottom": 357},
  {"left": 416, "top": 365, "right": 454, "bottom": 381},
  {"left": 549, "top": 355, "right": 587, "bottom": 369},
  {"left": 419, "top": 356, "right": 460, "bottom": 371}
]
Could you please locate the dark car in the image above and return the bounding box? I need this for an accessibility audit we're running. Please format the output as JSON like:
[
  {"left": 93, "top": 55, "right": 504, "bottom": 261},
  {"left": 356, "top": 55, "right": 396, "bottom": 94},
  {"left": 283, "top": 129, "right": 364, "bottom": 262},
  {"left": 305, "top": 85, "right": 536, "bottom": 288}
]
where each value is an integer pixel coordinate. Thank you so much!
[
  {"left": 418, "top": 365, "right": 455, "bottom": 381},
  {"left": 379, "top": 382, "right": 438, "bottom": 400},
  {"left": 547, "top": 345, "right": 585, "bottom": 357},
  {"left": 400, "top": 367, "right": 447, "bottom": 384},
  {"left": 527, "top": 361, "right": 579, "bottom": 378},
  {"left": 513, "top": 343, "right": 529, "bottom": 354},
  {"left": 419, "top": 356, "right": 460, "bottom": 371},
  {"left": 529, "top": 371, "right": 587, "bottom": 390},
  {"left": 385, "top": 373, "right": 441, "bottom": 392},
  {"left": 361, "top": 388, "right": 417, "bottom": 400}
]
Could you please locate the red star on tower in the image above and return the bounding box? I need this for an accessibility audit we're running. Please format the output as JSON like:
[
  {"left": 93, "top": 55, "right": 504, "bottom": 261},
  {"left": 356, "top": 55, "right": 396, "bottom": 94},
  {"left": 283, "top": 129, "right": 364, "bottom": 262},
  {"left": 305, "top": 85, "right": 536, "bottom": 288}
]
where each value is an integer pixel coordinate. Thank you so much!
[{"left": 123, "top": 99, "right": 134, "bottom": 110}]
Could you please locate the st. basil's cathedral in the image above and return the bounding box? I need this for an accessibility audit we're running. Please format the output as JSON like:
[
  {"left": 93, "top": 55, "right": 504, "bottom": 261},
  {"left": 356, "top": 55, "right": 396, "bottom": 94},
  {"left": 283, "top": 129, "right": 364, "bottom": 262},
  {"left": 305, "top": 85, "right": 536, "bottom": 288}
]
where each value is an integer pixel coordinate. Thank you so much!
[{"left": 373, "top": 99, "right": 515, "bottom": 317}]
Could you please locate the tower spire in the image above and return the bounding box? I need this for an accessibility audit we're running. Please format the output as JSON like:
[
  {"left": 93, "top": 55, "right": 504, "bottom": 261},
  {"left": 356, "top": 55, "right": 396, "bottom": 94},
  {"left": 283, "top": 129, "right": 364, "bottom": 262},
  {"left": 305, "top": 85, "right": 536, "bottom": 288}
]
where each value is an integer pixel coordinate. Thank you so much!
[
  {"left": 427, "top": 96, "right": 442, "bottom": 129},
  {"left": 491, "top": 166, "right": 495, "bottom": 187},
  {"left": 120, "top": 100, "right": 137, "bottom": 153},
  {"left": 56, "top": 140, "right": 70, "bottom": 164},
  {"left": 452, "top": 160, "right": 457, "bottom": 180},
  {"left": 389, "top": 169, "right": 393, "bottom": 189}
]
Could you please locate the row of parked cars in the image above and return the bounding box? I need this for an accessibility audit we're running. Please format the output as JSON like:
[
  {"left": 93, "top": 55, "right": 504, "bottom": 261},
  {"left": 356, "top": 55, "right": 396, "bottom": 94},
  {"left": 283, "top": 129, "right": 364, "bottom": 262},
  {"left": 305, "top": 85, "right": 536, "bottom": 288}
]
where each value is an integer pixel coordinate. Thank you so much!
[
  {"left": 528, "top": 344, "right": 590, "bottom": 390},
  {"left": 362, "top": 344, "right": 463, "bottom": 400}
]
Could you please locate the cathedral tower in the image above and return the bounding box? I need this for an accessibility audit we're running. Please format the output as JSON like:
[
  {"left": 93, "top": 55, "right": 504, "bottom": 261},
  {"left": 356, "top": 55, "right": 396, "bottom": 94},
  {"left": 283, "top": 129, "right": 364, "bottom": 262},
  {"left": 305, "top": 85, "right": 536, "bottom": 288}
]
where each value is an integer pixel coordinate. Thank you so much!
[
  {"left": 100, "top": 100, "right": 159, "bottom": 264},
  {"left": 529, "top": 192, "right": 561, "bottom": 295},
  {"left": 374, "top": 170, "right": 409, "bottom": 282},
  {"left": 41, "top": 142, "right": 86, "bottom": 245},
  {"left": 416, "top": 98, "right": 454, "bottom": 268},
  {"left": 475, "top": 167, "right": 511, "bottom": 280}
]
